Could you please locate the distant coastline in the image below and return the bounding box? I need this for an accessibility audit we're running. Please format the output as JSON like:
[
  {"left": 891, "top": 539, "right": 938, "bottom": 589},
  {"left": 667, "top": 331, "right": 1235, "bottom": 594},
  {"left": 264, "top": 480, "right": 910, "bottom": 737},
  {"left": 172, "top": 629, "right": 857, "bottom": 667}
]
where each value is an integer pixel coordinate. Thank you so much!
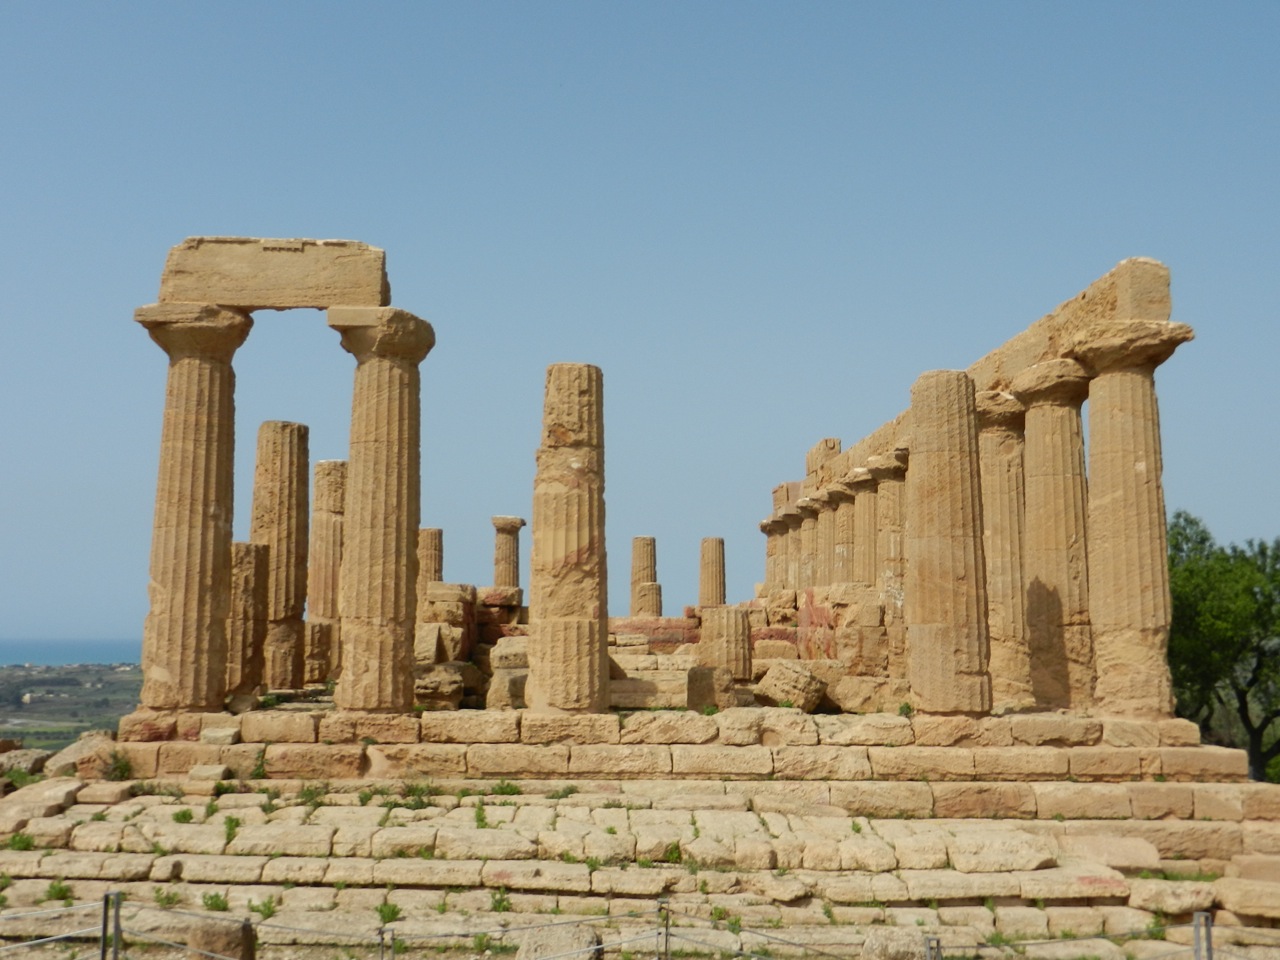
[{"left": 0, "top": 639, "right": 140, "bottom": 666}]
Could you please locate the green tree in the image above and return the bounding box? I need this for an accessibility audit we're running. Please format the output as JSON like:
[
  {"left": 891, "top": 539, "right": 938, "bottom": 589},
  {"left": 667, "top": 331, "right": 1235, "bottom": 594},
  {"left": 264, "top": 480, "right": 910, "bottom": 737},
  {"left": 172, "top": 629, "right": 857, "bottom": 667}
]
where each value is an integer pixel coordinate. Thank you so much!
[{"left": 1168, "top": 510, "right": 1280, "bottom": 780}]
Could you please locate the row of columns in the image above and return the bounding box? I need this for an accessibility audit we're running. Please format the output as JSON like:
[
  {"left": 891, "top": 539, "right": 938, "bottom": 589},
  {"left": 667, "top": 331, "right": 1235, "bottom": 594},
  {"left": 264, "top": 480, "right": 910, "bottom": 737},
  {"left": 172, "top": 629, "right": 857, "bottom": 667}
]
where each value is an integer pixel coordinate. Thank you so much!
[{"left": 761, "top": 320, "right": 1190, "bottom": 718}]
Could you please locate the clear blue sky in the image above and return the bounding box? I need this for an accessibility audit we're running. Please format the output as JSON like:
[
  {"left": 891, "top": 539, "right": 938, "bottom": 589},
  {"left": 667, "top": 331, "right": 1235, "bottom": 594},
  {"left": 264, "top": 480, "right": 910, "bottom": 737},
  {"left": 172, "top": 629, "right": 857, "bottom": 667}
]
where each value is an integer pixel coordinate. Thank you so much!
[{"left": 1, "top": 2, "right": 1276, "bottom": 647}]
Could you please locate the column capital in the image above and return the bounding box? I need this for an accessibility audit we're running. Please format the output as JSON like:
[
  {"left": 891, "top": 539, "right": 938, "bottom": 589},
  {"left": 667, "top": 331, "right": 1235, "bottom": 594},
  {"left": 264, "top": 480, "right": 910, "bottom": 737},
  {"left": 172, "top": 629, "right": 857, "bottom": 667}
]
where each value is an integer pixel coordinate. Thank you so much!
[
  {"left": 794, "top": 497, "right": 821, "bottom": 519},
  {"left": 1010, "top": 358, "right": 1089, "bottom": 408},
  {"left": 779, "top": 504, "right": 804, "bottom": 530},
  {"left": 328, "top": 306, "right": 435, "bottom": 364},
  {"left": 1069, "top": 320, "right": 1194, "bottom": 375},
  {"left": 135, "top": 302, "right": 252, "bottom": 361},
  {"left": 975, "top": 390, "right": 1025, "bottom": 431},
  {"left": 760, "top": 517, "right": 787, "bottom": 535},
  {"left": 866, "top": 451, "right": 908, "bottom": 482},
  {"left": 492, "top": 515, "right": 527, "bottom": 534}
]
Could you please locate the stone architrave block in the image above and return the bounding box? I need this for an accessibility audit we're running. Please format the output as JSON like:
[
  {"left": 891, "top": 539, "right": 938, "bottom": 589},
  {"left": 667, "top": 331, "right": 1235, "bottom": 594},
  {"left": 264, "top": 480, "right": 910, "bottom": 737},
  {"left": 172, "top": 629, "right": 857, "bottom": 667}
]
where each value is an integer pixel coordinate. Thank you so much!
[
  {"left": 755, "top": 661, "right": 827, "bottom": 712},
  {"left": 160, "top": 237, "right": 389, "bottom": 309}
]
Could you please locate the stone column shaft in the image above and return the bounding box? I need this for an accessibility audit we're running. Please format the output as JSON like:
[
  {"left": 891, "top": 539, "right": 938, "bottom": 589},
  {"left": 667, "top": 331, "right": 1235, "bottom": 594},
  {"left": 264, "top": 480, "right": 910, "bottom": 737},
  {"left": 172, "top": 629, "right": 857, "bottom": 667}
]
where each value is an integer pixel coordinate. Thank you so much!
[
  {"left": 528, "top": 363, "right": 609, "bottom": 713},
  {"left": 226, "top": 541, "right": 267, "bottom": 698},
  {"left": 850, "top": 476, "right": 878, "bottom": 586},
  {"left": 418, "top": 528, "right": 444, "bottom": 583},
  {"left": 869, "top": 452, "right": 908, "bottom": 681},
  {"left": 136, "top": 303, "right": 251, "bottom": 711},
  {"left": 904, "top": 370, "right": 991, "bottom": 713},
  {"left": 330, "top": 307, "right": 434, "bottom": 713},
  {"left": 1074, "top": 321, "right": 1193, "bottom": 718},
  {"left": 630, "top": 536, "right": 662, "bottom": 617},
  {"left": 250, "top": 421, "right": 309, "bottom": 690},
  {"left": 795, "top": 500, "right": 819, "bottom": 592},
  {"left": 699, "top": 606, "right": 752, "bottom": 681},
  {"left": 976, "top": 392, "right": 1034, "bottom": 711},
  {"left": 814, "top": 495, "right": 835, "bottom": 587},
  {"left": 829, "top": 492, "right": 856, "bottom": 583},
  {"left": 306, "top": 460, "right": 345, "bottom": 682},
  {"left": 1013, "top": 359, "right": 1094, "bottom": 710},
  {"left": 492, "top": 516, "right": 526, "bottom": 589},
  {"left": 699, "top": 537, "right": 726, "bottom": 607},
  {"left": 781, "top": 509, "right": 802, "bottom": 590}
]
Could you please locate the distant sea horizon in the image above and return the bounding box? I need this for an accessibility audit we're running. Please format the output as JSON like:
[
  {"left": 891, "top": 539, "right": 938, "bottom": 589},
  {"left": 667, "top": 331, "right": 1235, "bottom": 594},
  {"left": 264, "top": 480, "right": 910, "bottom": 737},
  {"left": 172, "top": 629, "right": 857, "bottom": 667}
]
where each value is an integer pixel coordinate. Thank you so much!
[{"left": 0, "top": 639, "right": 141, "bottom": 666}]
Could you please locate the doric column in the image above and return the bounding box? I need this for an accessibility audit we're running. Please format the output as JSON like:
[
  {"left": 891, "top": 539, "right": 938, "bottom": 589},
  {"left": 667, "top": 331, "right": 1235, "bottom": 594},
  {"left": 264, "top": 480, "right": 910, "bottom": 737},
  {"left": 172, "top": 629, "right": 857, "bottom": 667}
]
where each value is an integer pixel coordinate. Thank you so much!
[
  {"left": 699, "top": 606, "right": 752, "bottom": 681},
  {"left": 226, "top": 541, "right": 267, "bottom": 699},
  {"left": 306, "top": 460, "right": 345, "bottom": 683},
  {"left": 249, "top": 421, "right": 309, "bottom": 690},
  {"left": 630, "top": 536, "right": 662, "bottom": 617},
  {"left": 699, "top": 537, "right": 727, "bottom": 607},
  {"left": 1012, "top": 359, "right": 1094, "bottom": 711},
  {"left": 868, "top": 449, "right": 908, "bottom": 680},
  {"left": 418, "top": 528, "right": 444, "bottom": 583},
  {"left": 329, "top": 307, "right": 435, "bottom": 713},
  {"left": 813, "top": 492, "right": 836, "bottom": 587},
  {"left": 758, "top": 518, "right": 787, "bottom": 592},
  {"left": 528, "top": 363, "right": 609, "bottom": 713},
  {"left": 135, "top": 302, "right": 251, "bottom": 711},
  {"left": 780, "top": 505, "right": 803, "bottom": 590},
  {"left": 975, "top": 391, "right": 1034, "bottom": 712},
  {"left": 795, "top": 498, "right": 820, "bottom": 592},
  {"left": 904, "top": 371, "right": 991, "bottom": 714},
  {"left": 492, "top": 516, "right": 527, "bottom": 589},
  {"left": 1072, "top": 320, "right": 1193, "bottom": 718},
  {"left": 826, "top": 484, "right": 857, "bottom": 584},
  {"left": 848, "top": 469, "right": 879, "bottom": 586}
]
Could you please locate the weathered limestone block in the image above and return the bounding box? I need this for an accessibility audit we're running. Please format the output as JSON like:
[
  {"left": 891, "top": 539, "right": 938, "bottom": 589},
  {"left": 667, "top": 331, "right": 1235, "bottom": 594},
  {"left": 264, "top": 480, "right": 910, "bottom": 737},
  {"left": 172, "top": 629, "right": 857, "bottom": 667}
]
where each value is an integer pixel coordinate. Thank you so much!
[
  {"left": 306, "top": 459, "right": 345, "bottom": 681},
  {"left": 1071, "top": 318, "right": 1193, "bottom": 719},
  {"left": 699, "top": 537, "right": 727, "bottom": 607},
  {"left": 415, "top": 661, "right": 484, "bottom": 711},
  {"left": 160, "top": 237, "right": 389, "bottom": 310},
  {"left": 697, "top": 607, "right": 752, "bottom": 681},
  {"left": 250, "top": 420, "right": 309, "bottom": 690},
  {"left": 904, "top": 370, "right": 991, "bottom": 713},
  {"left": 526, "top": 619, "right": 608, "bottom": 713},
  {"left": 931, "top": 782, "right": 1036, "bottom": 819},
  {"left": 420, "top": 711, "right": 520, "bottom": 743},
  {"left": 187, "top": 918, "right": 256, "bottom": 960},
  {"left": 330, "top": 307, "right": 434, "bottom": 713},
  {"left": 515, "top": 922, "right": 600, "bottom": 960},
  {"left": 755, "top": 662, "right": 827, "bottom": 712},
  {"left": 416, "top": 582, "right": 477, "bottom": 664},
  {"left": 1013, "top": 358, "right": 1094, "bottom": 710},
  {"left": 1214, "top": 877, "right": 1280, "bottom": 919},
  {"left": 947, "top": 830, "right": 1056, "bottom": 873},
  {"left": 136, "top": 302, "right": 252, "bottom": 711},
  {"left": 619, "top": 712, "right": 718, "bottom": 744},
  {"left": 815, "top": 714, "right": 914, "bottom": 746},
  {"left": 225, "top": 541, "right": 267, "bottom": 698}
]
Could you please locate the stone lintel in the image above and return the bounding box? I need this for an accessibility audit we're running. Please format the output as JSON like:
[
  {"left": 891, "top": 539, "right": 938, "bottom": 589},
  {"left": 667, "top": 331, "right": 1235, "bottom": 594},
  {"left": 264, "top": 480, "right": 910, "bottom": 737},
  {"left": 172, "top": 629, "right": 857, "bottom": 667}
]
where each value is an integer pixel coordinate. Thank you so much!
[{"left": 159, "top": 237, "right": 390, "bottom": 310}]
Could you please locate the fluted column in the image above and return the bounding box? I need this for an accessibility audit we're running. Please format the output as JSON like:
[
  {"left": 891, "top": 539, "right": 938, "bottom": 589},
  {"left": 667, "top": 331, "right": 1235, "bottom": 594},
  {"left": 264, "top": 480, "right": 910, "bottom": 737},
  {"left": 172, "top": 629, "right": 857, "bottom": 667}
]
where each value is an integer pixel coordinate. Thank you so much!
[
  {"left": 848, "top": 469, "right": 879, "bottom": 586},
  {"left": 1012, "top": 359, "right": 1094, "bottom": 711},
  {"left": 904, "top": 371, "right": 991, "bottom": 713},
  {"left": 813, "top": 492, "right": 835, "bottom": 587},
  {"left": 780, "top": 506, "right": 803, "bottom": 590},
  {"left": 306, "top": 460, "right": 346, "bottom": 682},
  {"left": 528, "top": 363, "right": 609, "bottom": 713},
  {"left": 1073, "top": 320, "right": 1193, "bottom": 718},
  {"left": 868, "top": 451, "right": 908, "bottom": 681},
  {"left": 975, "top": 391, "right": 1034, "bottom": 711},
  {"left": 630, "top": 536, "right": 662, "bottom": 617},
  {"left": 699, "top": 537, "right": 727, "bottom": 607},
  {"left": 826, "top": 485, "right": 857, "bottom": 584},
  {"left": 492, "top": 516, "right": 526, "bottom": 589},
  {"left": 418, "top": 528, "right": 444, "bottom": 583},
  {"left": 758, "top": 519, "right": 787, "bottom": 592},
  {"left": 795, "top": 498, "right": 819, "bottom": 592},
  {"left": 699, "top": 606, "right": 752, "bottom": 681},
  {"left": 329, "top": 307, "right": 434, "bottom": 713},
  {"left": 136, "top": 302, "right": 251, "bottom": 711},
  {"left": 226, "top": 541, "right": 267, "bottom": 698},
  {"left": 250, "top": 421, "right": 309, "bottom": 690}
]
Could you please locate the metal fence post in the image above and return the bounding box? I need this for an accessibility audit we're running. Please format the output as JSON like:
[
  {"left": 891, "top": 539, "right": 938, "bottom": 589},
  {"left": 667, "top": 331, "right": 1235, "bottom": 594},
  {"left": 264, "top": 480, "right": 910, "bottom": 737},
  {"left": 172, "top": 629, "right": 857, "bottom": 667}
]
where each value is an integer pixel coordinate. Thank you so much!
[
  {"left": 99, "top": 893, "right": 111, "bottom": 960},
  {"left": 111, "top": 891, "right": 122, "bottom": 960},
  {"left": 1194, "top": 911, "right": 1214, "bottom": 960},
  {"left": 924, "top": 934, "right": 943, "bottom": 960},
  {"left": 660, "top": 897, "right": 670, "bottom": 960}
]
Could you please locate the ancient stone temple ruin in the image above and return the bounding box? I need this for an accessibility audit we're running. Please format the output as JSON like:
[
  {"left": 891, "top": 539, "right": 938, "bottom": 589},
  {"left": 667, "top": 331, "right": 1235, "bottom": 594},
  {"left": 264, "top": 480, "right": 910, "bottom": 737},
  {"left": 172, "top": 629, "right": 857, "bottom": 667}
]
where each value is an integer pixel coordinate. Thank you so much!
[{"left": 7, "top": 240, "right": 1280, "bottom": 957}]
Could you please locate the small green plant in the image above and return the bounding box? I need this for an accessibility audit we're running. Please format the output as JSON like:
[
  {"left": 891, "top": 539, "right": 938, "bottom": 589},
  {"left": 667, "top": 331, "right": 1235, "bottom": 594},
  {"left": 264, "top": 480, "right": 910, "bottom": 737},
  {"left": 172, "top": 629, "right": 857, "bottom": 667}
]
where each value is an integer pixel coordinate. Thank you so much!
[
  {"left": 213, "top": 781, "right": 237, "bottom": 797},
  {"left": 660, "top": 841, "right": 682, "bottom": 864},
  {"left": 202, "top": 892, "right": 230, "bottom": 911},
  {"left": 249, "top": 895, "right": 278, "bottom": 919},
  {"left": 777, "top": 699, "right": 794, "bottom": 709},
  {"left": 0, "top": 893, "right": 7, "bottom": 909},
  {"left": 1, "top": 874, "right": 14, "bottom": 891},
  {"left": 491, "top": 887, "right": 512, "bottom": 912},
  {"left": 6, "top": 833, "right": 34, "bottom": 851},
  {"left": 492, "top": 780, "right": 522, "bottom": 796},
  {"left": 726, "top": 916, "right": 742, "bottom": 935},
  {"left": 224, "top": 815, "right": 241, "bottom": 844},
  {"left": 701, "top": 704, "right": 719, "bottom": 716},
  {"left": 44, "top": 880, "right": 74, "bottom": 904},
  {"left": 850, "top": 820, "right": 862, "bottom": 833},
  {"left": 547, "top": 785, "right": 578, "bottom": 800},
  {"left": 204, "top": 800, "right": 219, "bottom": 818},
  {"left": 299, "top": 782, "right": 329, "bottom": 807},
  {"left": 585, "top": 856, "right": 601, "bottom": 872},
  {"left": 104, "top": 750, "right": 133, "bottom": 782},
  {"left": 249, "top": 747, "right": 268, "bottom": 780},
  {"left": 358, "top": 790, "right": 373, "bottom": 806},
  {"left": 559, "top": 851, "right": 580, "bottom": 864},
  {"left": 474, "top": 805, "right": 491, "bottom": 829},
  {"left": 90, "top": 810, "right": 108, "bottom": 822},
  {"left": 153, "top": 886, "right": 181, "bottom": 909},
  {"left": 983, "top": 897, "right": 996, "bottom": 912},
  {"left": 258, "top": 694, "right": 280, "bottom": 708},
  {"left": 1147, "top": 916, "right": 1167, "bottom": 940},
  {"left": 637, "top": 858, "right": 654, "bottom": 868},
  {"left": 435, "top": 898, "right": 448, "bottom": 914},
  {"left": 710, "top": 906, "right": 728, "bottom": 922},
  {"left": 3, "top": 769, "right": 42, "bottom": 789},
  {"left": 605, "top": 825, "right": 617, "bottom": 835},
  {"left": 171, "top": 808, "right": 194, "bottom": 824},
  {"left": 376, "top": 901, "right": 403, "bottom": 924}
]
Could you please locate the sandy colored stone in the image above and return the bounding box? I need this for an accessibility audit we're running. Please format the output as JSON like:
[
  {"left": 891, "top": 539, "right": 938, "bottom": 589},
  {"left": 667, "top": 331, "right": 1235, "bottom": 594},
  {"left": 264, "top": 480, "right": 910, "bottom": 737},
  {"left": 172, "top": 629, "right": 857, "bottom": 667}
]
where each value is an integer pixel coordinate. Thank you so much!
[
  {"left": 136, "top": 303, "right": 251, "bottom": 711},
  {"left": 1128, "top": 782, "right": 1194, "bottom": 820},
  {"left": 904, "top": 370, "right": 991, "bottom": 713},
  {"left": 972, "top": 746, "right": 1069, "bottom": 780},
  {"left": 1158, "top": 718, "right": 1201, "bottom": 745},
  {"left": 629, "top": 536, "right": 662, "bottom": 616},
  {"left": 771, "top": 745, "right": 871, "bottom": 780},
  {"left": 830, "top": 781, "right": 934, "bottom": 818},
  {"left": 187, "top": 917, "right": 255, "bottom": 960},
  {"left": 1034, "top": 783, "right": 1132, "bottom": 819},
  {"left": 815, "top": 713, "right": 914, "bottom": 746},
  {"left": 240, "top": 711, "right": 317, "bottom": 743},
  {"left": 868, "top": 747, "right": 975, "bottom": 781},
  {"left": 931, "top": 782, "right": 1037, "bottom": 819},
  {"left": 1159, "top": 745, "right": 1248, "bottom": 782},
  {"left": 521, "top": 713, "right": 620, "bottom": 744},
  {"left": 568, "top": 744, "right": 673, "bottom": 776},
  {"left": 619, "top": 711, "right": 717, "bottom": 744},
  {"left": 306, "top": 459, "right": 346, "bottom": 681},
  {"left": 526, "top": 619, "right": 609, "bottom": 713},
  {"left": 755, "top": 661, "right": 826, "bottom": 712},
  {"left": 1010, "top": 714, "right": 1102, "bottom": 746},
  {"left": 420, "top": 711, "right": 520, "bottom": 743},
  {"left": 1126, "top": 878, "right": 1213, "bottom": 914},
  {"left": 418, "top": 527, "right": 444, "bottom": 583},
  {"left": 670, "top": 744, "right": 773, "bottom": 778},
  {"left": 226, "top": 541, "right": 268, "bottom": 698},
  {"left": 330, "top": 307, "right": 434, "bottom": 713},
  {"left": 698, "top": 606, "right": 752, "bottom": 681},
  {"left": 160, "top": 236, "right": 388, "bottom": 309},
  {"left": 467, "top": 743, "right": 570, "bottom": 776},
  {"left": 492, "top": 515, "right": 526, "bottom": 589},
  {"left": 262, "top": 743, "right": 364, "bottom": 779},
  {"left": 1214, "top": 877, "right": 1280, "bottom": 919},
  {"left": 947, "top": 829, "right": 1056, "bottom": 872},
  {"left": 514, "top": 918, "right": 599, "bottom": 960},
  {"left": 699, "top": 537, "right": 726, "bottom": 606},
  {"left": 250, "top": 420, "right": 309, "bottom": 691}
]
